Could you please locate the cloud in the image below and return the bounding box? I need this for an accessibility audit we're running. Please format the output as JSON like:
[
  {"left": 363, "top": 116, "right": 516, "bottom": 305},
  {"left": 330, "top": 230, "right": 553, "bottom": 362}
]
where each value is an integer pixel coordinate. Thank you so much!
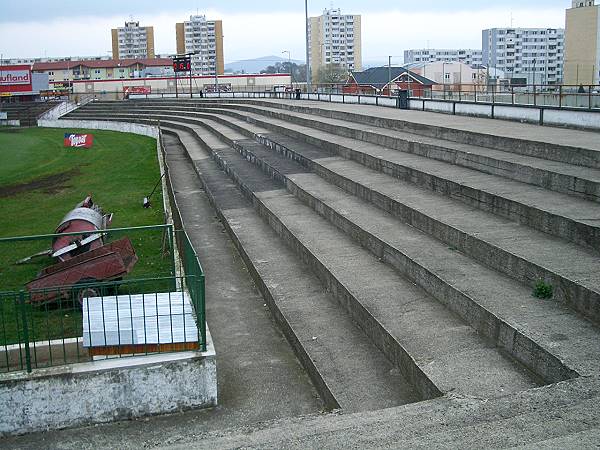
[{"left": 0, "top": 8, "right": 566, "bottom": 63}]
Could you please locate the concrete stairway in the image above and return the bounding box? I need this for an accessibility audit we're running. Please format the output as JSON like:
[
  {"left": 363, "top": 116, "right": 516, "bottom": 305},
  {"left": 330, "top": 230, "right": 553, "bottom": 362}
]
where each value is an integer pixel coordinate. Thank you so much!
[
  {"left": 61, "top": 99, "right": 600, "bottom": 440},
  {"left": 1, "top": 101, "right": 57, "bottom": 126},
  {"left": 172, "top": 374, "right": 600, "bottom": 449}
]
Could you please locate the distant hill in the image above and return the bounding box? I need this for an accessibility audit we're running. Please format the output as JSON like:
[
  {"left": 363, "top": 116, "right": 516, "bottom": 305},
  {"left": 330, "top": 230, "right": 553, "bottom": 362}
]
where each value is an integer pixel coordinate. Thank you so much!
[{"left": 225, "top": 55, "right": 304, "bottom": 74}]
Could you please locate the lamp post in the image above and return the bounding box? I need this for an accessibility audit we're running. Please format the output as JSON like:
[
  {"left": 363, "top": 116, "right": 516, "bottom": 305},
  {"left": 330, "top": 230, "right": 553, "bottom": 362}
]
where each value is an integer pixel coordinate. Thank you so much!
[{"left": 388, "top": 56, "right": 392, "bottom": 97}]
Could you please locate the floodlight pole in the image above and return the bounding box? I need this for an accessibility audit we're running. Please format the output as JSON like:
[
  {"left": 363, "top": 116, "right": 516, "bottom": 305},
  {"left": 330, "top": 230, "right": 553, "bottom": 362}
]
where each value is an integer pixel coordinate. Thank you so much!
[
  {"left": 175, "top": 69, "right": 179, "bottom": 98},
  {"left": 188, "top": 52, "right": 195, "bottom": 98},
  {"left": 305, "top": 0, "right": 311, "bottom": 92}
]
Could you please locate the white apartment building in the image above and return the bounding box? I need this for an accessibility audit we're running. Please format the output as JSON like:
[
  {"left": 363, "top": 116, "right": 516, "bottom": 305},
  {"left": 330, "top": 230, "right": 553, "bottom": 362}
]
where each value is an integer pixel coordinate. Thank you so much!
[
  {"left": 404, "top": 49, "right": 483, "bottom": 66},
  {"left": 482, "top": 27, "right": 564, "bottom": 84},
  {"left": 111, "top": 21, "right": 155, "bottom": 59},
  {"left": 176, "top": 15, "right": 224, "bottom": 76},
  {"left": 309, "top": 8, "right": 362, "bottom": 83}
]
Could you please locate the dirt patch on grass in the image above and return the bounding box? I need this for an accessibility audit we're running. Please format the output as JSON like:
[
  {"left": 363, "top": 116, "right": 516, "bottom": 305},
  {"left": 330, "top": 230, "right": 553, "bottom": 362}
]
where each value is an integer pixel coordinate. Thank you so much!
[{"left": 0, "top": 168, "right": 82, "bottom": 198}]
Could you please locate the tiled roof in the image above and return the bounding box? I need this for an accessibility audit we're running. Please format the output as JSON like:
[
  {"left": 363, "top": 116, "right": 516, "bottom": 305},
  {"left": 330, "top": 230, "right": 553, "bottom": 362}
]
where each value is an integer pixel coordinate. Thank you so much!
[
  {"left": 349, "top": 66, "right": 436, "bottom": 88},
  {"left": 33, "top": 58, "right": 172, "bottom": 71}
]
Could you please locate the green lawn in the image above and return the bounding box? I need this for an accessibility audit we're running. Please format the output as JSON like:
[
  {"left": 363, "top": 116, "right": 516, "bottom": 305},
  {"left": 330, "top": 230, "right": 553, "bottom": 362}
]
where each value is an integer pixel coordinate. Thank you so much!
[{"left": 0, "top": 127, "right": 172, "bottom": 345}]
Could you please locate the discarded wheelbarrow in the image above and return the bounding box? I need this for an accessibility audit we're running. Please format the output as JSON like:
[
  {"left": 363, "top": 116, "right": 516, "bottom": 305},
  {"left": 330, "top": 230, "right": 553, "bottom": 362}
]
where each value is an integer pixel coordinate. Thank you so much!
[{"left": 24, "top": 196, "right": 138, "bottom": 304}]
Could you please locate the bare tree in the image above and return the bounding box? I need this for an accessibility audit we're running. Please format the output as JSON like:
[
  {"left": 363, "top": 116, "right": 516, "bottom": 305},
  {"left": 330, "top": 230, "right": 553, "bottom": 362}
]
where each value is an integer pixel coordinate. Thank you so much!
[{"left": 316, "top": 64, "right": 348, "bottom": 84}]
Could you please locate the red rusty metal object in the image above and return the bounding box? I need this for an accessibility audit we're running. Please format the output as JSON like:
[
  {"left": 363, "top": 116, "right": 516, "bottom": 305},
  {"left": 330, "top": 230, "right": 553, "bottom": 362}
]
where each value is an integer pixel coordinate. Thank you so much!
[
  {"left": 25, "top": 195, "right": 137, "bottom": 304},
  {"left": 52, "top": 196, "right": 112, "bottom": 262},
  {"left": 26, "top": 237, "right": 138, "bottom": 304}
]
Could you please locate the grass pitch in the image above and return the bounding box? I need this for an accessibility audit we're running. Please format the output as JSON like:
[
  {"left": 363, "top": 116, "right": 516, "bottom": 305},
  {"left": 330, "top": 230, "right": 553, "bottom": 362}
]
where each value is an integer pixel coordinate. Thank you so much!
[{"left": 0, "top": 127, "right": 170, "bottom": 346}]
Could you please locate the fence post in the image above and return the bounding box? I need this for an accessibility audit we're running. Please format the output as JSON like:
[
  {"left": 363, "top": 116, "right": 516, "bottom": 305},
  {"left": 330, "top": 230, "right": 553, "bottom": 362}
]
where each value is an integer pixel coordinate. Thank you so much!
[
  {"left": 19, "top": 291, "right": 32, "bottom": 373},
  {"left": 559, "top": 85, "right": 563, "bottom": 108},
  {"left": 200, "top": 274, "right": 206, "bottom": 352},
  {"left": 589, "top": 85, "right": 592, "bottom": 110}
]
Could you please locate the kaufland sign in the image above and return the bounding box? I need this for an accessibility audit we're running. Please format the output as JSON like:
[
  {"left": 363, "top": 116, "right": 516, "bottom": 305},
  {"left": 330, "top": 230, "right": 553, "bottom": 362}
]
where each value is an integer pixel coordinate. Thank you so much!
[
  {"left": 0, "top": 65, "right": 33, "bottom": 93},
  {"left": 0, "top": 70, "right": 31, "bottom": 85}
]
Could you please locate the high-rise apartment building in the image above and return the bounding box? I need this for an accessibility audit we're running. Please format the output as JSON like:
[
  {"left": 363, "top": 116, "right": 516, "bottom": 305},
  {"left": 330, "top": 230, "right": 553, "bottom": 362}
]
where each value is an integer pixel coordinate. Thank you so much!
[
  {"left": 176, "top": 15, "right": 224, "bottom": 76},
  {"left": 111, "top": 21, "right": 155, "bottom": 59},
  {"left": 482, "top": 27, "right": 564, "bottom": 84},
  {"left": 564, "top": 0, "right": 600, "bottom": 85},
  {"left": 404, "top": 49, "right": 483, "bottom": 66},
  {"left": 308, "top": 8, "right": 362, "bottom": 83}
]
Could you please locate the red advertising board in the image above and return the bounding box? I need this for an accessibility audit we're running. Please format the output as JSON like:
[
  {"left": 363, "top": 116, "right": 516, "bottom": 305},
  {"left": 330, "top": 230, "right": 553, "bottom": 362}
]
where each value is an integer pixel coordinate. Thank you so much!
[
  {"left": 0, "top": 65, "right": 33, "bottom": 93},
  {"left": 123, "top": 85, "right": 151, "bottom": 95},
  {"left": 64, "top": 133, "right": 94, "bottom": 148}
]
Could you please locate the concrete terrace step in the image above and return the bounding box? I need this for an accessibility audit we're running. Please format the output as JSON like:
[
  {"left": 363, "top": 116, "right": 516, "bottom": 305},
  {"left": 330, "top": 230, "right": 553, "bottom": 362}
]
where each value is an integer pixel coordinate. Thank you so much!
[
  {"left": 172, "top": 115, "right": 600, "bottom": 383},
  {"left": 194, "top": 106, "right": 600, "bottom": 252},
  {"left": 91, "top": 98, "right": 600, "bottom": 168},
  {"left": 72, "top": 104, "right": 600, "bottom": 207},
  {"left": 205, "top": 101, "right": 600, "bottom": 203},
  {"left": 64, "top": 109, "right": 600, "bottom": 324},
  {"left": 195, "top": 113, "right": 600, "bottom": 328},
  {"left": 161, "top": 126, "right": 420, "bottom": 413},
  {"left": 220, "top": 98, "right": 600, "bottom": 168},
  {"left": 67, "top": 105, "right": 600, "bottom": 252},
  {"left": 153, "top": 119, "right": 543, "bottom": 401},
  {"left": 171, "top": 375, "right": 600, "bottom": 449}
]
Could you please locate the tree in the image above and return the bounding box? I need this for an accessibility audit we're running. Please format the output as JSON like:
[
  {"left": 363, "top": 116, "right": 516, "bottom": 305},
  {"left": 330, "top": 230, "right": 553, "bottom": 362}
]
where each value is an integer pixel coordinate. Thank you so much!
[
  {"left": 261, "top": 62, "right": 307, "bottom": 82},
  {"left": 316, "top": 64, "right": 348, "bottom": 84}
]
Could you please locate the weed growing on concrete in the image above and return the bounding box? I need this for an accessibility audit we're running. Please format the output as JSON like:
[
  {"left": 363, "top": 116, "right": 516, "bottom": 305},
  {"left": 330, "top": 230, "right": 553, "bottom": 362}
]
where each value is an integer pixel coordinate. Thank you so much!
[{"left": 533, "top": 280, "right": 553, "bottom": 299}]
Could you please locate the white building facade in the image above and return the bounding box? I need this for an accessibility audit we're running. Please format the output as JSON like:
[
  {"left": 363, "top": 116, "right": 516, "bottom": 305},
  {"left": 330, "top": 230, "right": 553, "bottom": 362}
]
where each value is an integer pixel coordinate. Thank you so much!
[
  {"left": 176, "top": 15, "right": 224, "bottom": 76},
  {"left": 404, "top": 49, "right": 483, "bottom": 66},
  {"left": 111, "top": 21, "right": 155, "bottom": 59},
  {"left": 309, "top": 8, "right": 362, "bottom": 83},
  {"left": 482, "top": 27, "right": 564, "bottom": 85}
]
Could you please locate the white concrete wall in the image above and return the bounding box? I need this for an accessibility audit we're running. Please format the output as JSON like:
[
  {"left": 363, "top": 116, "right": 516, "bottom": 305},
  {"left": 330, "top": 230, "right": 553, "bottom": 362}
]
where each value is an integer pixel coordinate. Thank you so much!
[
  {"left": 544, "top": 108, "right": 600, "bottom": 129},
  {"left": 38, "top": 119, "right": 159, "bottom": 138},
  {"left": 494, "top": 105, "right": 540, "bottom": 122},
  {"left": 0, "top": 338, "right": 216, "bottom": 436},
  {"left": 454, "top": 102, "right": 491, "bottom": 117},
  {"left": 0, "top": 120, "right": 20, "bottom": 126},
  {"left": 72, "top": 74, "right": 291, "bottom": 94},
  {"left": 423, "top": 100, "right": 454, "bottom": 113}
]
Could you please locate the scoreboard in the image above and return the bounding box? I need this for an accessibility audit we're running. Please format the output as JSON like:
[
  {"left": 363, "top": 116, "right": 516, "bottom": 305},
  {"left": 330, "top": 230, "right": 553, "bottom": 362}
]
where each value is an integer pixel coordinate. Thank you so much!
[{"left": 173, "top": 55, "right": 192, "bottom": 73}]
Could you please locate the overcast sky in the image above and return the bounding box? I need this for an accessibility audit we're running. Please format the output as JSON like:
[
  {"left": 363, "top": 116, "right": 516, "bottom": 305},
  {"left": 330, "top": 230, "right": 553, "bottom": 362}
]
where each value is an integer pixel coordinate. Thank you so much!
[{"left": 0, "top": 1, "right": 568, "bottom": 63}]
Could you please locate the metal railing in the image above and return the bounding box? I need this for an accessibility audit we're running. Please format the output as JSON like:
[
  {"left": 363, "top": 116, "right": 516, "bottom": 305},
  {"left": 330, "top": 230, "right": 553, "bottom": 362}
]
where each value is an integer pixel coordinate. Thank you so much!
[
  {"left": 0, "top": 225, "right": 205, "bottom": 373},
  {"left": 72, "top": 82, "right": 600, "bottom": 112}
]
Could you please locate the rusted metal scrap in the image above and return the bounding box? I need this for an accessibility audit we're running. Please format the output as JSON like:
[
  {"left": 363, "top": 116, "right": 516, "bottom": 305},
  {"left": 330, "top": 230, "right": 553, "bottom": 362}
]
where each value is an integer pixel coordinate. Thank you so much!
[{"left": 25, "top": 195, "right": 138, "bottom": 304}]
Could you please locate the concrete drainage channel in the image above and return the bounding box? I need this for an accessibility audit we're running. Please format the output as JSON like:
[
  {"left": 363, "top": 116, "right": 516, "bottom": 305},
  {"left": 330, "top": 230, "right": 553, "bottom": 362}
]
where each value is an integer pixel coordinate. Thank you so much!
[{"left": 36, "top": 99, "right": 600, "bottom": 445}]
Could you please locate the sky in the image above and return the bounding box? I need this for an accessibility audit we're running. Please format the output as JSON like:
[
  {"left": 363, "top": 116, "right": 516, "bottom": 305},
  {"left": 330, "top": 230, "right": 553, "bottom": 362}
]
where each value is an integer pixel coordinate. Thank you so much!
[{"left": 0, "top": 1, "right": 569, "bottom": 63}]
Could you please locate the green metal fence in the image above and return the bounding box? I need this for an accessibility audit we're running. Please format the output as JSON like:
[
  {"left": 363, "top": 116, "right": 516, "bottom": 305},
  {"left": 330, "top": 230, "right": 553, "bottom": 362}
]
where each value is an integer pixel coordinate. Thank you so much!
[{"left": 0, "top": 225, "right": 205, "bottom": 373}]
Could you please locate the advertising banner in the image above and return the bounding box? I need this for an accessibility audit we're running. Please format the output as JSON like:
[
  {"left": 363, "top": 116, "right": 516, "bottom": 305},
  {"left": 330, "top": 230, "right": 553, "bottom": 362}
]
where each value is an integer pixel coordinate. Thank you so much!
[
  {"left": 64, "top": 133, "right": 94, "bottom": 148},
  {"left": 123, "top": 85, "right": 151, "bottom": 95},
  {"left": 0, "top": 65, "right": 33, "bottom": 93}
]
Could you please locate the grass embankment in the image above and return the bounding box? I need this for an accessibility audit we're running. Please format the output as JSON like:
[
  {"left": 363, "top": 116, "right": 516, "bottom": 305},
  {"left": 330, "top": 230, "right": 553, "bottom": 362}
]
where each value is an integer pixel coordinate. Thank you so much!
[{"left": 0, "top": 127, "right": 170, "bottom": 345}]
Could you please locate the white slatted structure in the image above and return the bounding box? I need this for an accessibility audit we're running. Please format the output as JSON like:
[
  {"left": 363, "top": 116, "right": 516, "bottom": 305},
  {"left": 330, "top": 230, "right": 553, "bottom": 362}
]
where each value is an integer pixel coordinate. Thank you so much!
[{"left": 82, "top": 292, "right": 198, "bottom": 349}]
